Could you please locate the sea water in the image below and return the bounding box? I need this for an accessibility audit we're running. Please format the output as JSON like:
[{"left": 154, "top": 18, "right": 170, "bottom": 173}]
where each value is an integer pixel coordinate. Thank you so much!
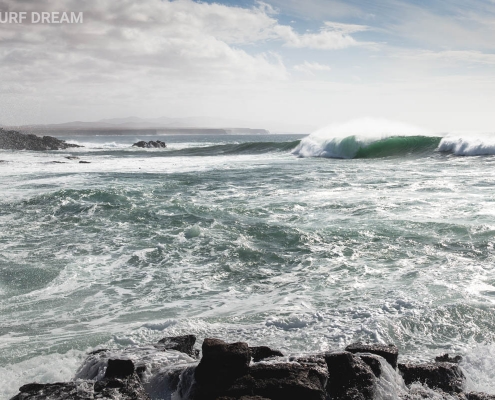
[{"left": 1, "top": 128, "right": 495, "bottom": 398}]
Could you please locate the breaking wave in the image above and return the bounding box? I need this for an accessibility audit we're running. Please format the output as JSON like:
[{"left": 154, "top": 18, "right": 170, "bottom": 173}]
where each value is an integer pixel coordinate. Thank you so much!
[
  {"left": 292, "top": 135, "right": 442, "bottom": 159},
  {"left": 291, "top": 118, "right": 495, "bottom": 159}
]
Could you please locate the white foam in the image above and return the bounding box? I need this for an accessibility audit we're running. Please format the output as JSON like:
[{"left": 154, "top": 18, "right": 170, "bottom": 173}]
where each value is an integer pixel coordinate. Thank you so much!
[
  {"left": 438, "top": 135, "right": 495, "bottom": 156},
  {"left": 461, "top": 344, "right": 495, "bottom": 394},
  {"left": 374, "top": 355, "right": 407, "bottom": 400},
  {"left": 0, "top": 350, "right": 86, "bottom": 400}
]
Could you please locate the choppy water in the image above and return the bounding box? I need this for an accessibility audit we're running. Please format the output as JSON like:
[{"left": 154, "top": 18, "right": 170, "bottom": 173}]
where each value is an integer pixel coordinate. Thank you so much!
[{"left": 2, "top": 129, "right": 495, "bottom": 398}]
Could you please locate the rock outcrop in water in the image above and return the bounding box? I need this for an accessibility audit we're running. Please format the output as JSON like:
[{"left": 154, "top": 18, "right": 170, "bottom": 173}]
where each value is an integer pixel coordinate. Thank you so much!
[
  {"left": 0, "top": 129, "right": 82, "bottom": 150},
  {"left": 132, "top": 140, "right": 167, "bottom": 148},
  {"left": 9, "top": 335, "right": 495, "bottom": 400}
]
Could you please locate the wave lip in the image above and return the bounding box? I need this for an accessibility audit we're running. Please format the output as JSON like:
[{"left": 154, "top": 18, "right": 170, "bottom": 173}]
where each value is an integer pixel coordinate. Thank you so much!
[{"left": 292, "top": 135, "right": 442, "bottom": 159}]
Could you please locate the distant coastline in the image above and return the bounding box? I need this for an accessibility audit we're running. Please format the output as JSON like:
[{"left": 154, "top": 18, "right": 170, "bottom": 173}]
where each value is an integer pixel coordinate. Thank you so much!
[{"left": 2, "top": 127, "right": 270, "bottom": 136}]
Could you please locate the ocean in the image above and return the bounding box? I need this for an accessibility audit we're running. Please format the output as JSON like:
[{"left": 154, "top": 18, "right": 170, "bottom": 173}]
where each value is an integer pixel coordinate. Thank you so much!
[{"left": 1, "top": 127, "right": 495, "bottom": 398}]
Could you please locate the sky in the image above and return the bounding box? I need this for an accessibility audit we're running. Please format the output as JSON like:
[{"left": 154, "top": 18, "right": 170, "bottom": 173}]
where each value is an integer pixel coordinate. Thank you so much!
[{"left": 0, "top": 0, "right": 495, "bottom": 132}]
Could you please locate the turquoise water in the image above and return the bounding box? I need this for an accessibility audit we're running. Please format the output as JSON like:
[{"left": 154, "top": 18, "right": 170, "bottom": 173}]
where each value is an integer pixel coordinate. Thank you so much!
[{"left": 1, "top": 132, "right": 495, "bottom": 397}]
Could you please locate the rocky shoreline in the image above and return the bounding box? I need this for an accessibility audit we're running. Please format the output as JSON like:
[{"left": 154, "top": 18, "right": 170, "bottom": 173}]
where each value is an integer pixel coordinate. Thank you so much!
[
  {"left": 0, "top": 128, "right": 82, "bottom": 151},
  {"left": 9, "top": 335, "right": 495, "bottom": 400}
]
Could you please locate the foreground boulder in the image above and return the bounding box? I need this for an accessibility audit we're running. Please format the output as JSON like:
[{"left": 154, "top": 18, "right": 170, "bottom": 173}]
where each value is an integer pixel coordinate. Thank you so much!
[
  {"left": 132, "top": 140, "right": 166, "bottom": 148},
  {"left": 0, "top": 129, "right": 81, "bottom": 151},
  {"left": 10, "top": 374, "right": 150, "bottom": 400},
  {"left": 325, "top": 351, "right": 376, "bottom": 400},
  {"left": 398, "top": 362, "right": 465, "bottom": 393},
  {"left": 345, "top": 342, "right": 399, "bottom": 369},
  {"left": 223, "top": 363, "right": 327, "bottom": 400},
  {"left": 193, "top": 338, "right": 251, "bottom": 399}
]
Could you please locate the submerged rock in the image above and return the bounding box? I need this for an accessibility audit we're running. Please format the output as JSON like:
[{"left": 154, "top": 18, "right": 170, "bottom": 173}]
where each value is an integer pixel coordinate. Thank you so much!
[
  {"left": 156, "top": 334, "right": 196, "bottom": 357},
  {"left": 398, "top": 362, "right": 465, "bottom": 393},
  {"left": 325, "top": 351, "right": 376, "bottom": 400},
  {"left": 345, "top": 342, "right": 399, "bottom": 369},
  {"left": 132, "top": 140, "right": 166, "bottom": 148},
  {"left": 0, "top": 129, "right": 81, "bottom": 151},
  {"left": 435, "top": 354, "right": 463, "bottom": 364},
  {"left": 467, "top": 393, "right": 495, "bottom": 400},
  {"left": 359, "top": 354, "right": 383, "bottom": 378}
]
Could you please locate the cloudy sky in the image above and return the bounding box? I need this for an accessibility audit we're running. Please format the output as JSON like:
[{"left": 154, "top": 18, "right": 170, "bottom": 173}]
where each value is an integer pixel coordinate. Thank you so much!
[{"left": 1, "top": 0, "right": 495, "bottom": 132}]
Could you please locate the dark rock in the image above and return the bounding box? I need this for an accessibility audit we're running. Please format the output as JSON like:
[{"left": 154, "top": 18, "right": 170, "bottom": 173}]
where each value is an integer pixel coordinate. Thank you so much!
[
  {"left": 325, "top": 351, "right": 376, "bottom": 400},
  {"left": 105, "top": 358, "right": 135, "bottom": 379},
  {"left": 436, "top": 354, "right": 463, "bottom": 363},
  {"left": 466, "top": 393, "right": 495, "bottom": 400},
  {"left": 223, "top": 363, "right": 327, "bottom": 400},
  {"left": 79, "top": 161, "right": 91, "bottom": 164},
  {"left": 289, "top": 354, "right": 327, "bottom": 369},
  {"left": 132, "top": 140, "right": 167, "bottom": 148},
  {"left": 157, "top": 334, "right": 196, "bottom": 356},
  {"left": 345, "top": 342, "right": 399, "bottom": 369},
  {"left": 398, "top": 362, "right": 465, "bottom": 393},
  {"left": 88, "top": 348, "right": 109, "bottom": 355},
  {"left": 250, "top": 346, "right": 284, "bottom": 362},
  {"left": 193, "top": 338, "right": 251, "bottom": 399},
  {"left": 359, "top": 354, "right": 382, "bottom": 378},
  {"left": 65, "top": 156, "right": 80, "bottom": 160},
  {"left": 217, "top": 397, "right": 270, "bottom": 400},
  {"left": 9, "top": 374, "right": 149, "bottom": 400},
  {"left": 96, "top": 374, "right": 150, "bottom": 399},
  {"left": 0, "top": 129, "right": 82, "bottom": 151}
]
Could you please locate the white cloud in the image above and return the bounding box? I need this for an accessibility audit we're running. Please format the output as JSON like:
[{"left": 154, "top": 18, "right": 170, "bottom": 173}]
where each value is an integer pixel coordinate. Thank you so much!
[
  {"left": 389, "top": 49, "right": 495, "bottom": 69},
  {"left": 274, "top": 21, "right": 368, "bottom": 50},
  {"left": 294, "top": 61, "right": 332, "bottom": 75}
]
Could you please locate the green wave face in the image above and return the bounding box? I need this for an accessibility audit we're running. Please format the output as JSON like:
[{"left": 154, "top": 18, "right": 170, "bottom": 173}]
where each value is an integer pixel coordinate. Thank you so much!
[
  {"left": 166, "top": 140, "right": 301, "bottom": 157},
  {"left": 355, "top": 136, "right": 442, "bottom": 159}
]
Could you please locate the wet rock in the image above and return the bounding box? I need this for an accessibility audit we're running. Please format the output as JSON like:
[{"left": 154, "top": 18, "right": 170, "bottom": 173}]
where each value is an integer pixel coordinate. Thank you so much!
[
  {"left": 79, "top": 161, "right": 91, "bottom": 164},
  {"left": 193, "top": 338, "right": 251, "bottom": 398},
  {"left": 345, "top": 342, "right": 399, "bottom": 369},
  {"left": 0, "top": 129, "right": 81, "bottom": 151},
  {"left": 289, "top": 354, "right": 327, "bottom": 369},
  {"left": 325, "top": 351, "right": 376, "bottom": 400},
  {"left": 435, "top": 354, "right": 463, "bottom": 363},
  {"left": 466, "top": 393, "right": 495, "bottom": 400},
  {"left": 398, "top": 362, "right": 465, "bottom": 393},
  {"left": 227, "top": 363, "right": 327, "bottom": 400},
  {"left": 132, "top": 140, "right": 166, "bottom": 148},
  {"left": 359, "top": 354, "right": 382, "bottom": 378},
  {"left": 250, "top": 346, "right": 284, "bottom": 362},
  {"left": 157, "top": 334, "right": 196, "bottom": 357},
  {"left": 88, "top": 348, "right": 109, "bottom": 355},
  {"left": 65, "top": 156, "right": 80, "bottom": 160},
  {"left": 9, "top": 374, "right": 150, "bottom": 400},
  {"left": 104, "top": 358, "right": 135, "bottom": 379}
]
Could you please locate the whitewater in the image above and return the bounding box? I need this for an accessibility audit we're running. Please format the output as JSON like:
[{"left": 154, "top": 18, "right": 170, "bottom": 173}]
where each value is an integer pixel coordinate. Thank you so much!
[{"left": 2, "top": 124, "right": 495, "bottom": 399}]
